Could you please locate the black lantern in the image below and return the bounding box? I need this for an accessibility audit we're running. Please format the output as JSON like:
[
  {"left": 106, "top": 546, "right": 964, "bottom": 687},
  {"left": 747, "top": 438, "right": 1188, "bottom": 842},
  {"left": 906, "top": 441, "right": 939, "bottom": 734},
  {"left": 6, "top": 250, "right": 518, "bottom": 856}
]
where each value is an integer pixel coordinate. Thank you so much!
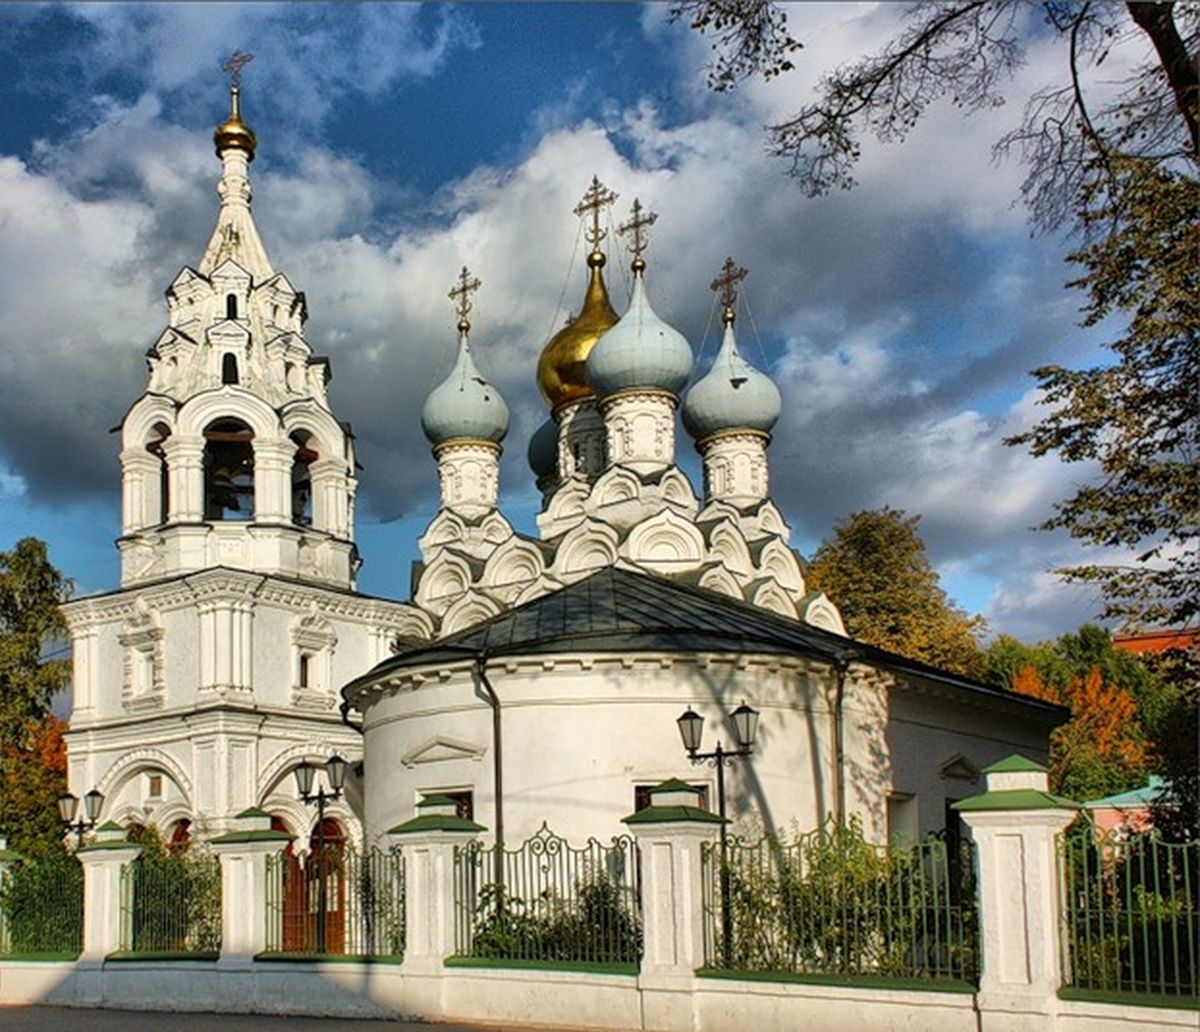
[
  {"left": 676, "top": 707, "right": 704, "bottom": 754},
  {"left": 731, "top": 701, "right": 760, "bottom": 750},
  {"left": 293, "top": 761, "right": 316, "bottom": 798},
  {"left": 326, "top": 754, "right": 348, "bottom": 793},
  {"left": 59, "top": 787, "right": 104, "bottom": 846},
  {"left": 57, "top": 792, "right": 78, "bottom": 824}
]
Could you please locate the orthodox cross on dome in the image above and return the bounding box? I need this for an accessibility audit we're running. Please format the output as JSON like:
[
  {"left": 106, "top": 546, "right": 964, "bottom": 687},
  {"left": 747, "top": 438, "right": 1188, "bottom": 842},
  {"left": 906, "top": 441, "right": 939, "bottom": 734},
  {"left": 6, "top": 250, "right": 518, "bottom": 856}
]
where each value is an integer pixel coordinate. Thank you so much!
[
  {"left": 221, "top": 49, "right": 255, "bottom": 88},
  {"left": 711, "top": 256, "right": 748, "bottom": 324},
  {"left": 573, "top": 176, "right": 618, "bottom": 251},
  {"left": 617, "top": 199, "right": 658, "bottom": 271},
  {"left": 448, "top": 265, "right": 482, "bottom": 334}
]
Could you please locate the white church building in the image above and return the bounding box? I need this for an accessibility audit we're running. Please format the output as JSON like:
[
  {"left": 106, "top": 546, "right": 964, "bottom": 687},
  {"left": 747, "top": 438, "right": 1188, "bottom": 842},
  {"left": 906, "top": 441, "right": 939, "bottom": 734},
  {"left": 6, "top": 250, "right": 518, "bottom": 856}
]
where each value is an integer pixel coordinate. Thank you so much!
[{"left": 62, "top": 82, "right": 1064, "bottom": 852}]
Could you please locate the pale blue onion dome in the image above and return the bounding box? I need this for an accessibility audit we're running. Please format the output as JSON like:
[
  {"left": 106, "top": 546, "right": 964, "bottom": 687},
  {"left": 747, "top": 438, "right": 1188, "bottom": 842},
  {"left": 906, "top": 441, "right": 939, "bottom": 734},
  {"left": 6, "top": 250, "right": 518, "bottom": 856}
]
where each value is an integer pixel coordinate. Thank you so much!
[
  {"left": 421, "top": 333, "right": 510, "bottom": 446},
  {"left": 586, "top": 271, "right": 693, "bottom": 398},
  {"left": 528, "top": 417, "right": 558, "bottom": 480},
  {"left": 682, "top": 320, "right": 781, "bottom": 440}
]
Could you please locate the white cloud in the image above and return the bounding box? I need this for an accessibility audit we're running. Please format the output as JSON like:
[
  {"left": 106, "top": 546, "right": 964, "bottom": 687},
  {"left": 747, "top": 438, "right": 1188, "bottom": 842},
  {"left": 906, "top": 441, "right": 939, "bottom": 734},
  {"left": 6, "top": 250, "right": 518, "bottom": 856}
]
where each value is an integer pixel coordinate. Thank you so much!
[{"left": 0, "top": 4, "right": 1128, "bottom": 638}]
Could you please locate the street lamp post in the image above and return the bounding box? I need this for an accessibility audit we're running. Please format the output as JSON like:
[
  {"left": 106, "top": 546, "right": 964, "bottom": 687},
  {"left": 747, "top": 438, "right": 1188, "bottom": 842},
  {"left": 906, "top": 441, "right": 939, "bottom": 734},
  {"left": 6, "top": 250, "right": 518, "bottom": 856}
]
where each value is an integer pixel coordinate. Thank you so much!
[
  {"left": 294, "top": 754, "right": 347, "bottom": 954},
  {"left": 57, "top": 789, "right": 105, "bottom": 847},
  {"left": 676, "top": 701, "right": 759, "bottom": 967}
]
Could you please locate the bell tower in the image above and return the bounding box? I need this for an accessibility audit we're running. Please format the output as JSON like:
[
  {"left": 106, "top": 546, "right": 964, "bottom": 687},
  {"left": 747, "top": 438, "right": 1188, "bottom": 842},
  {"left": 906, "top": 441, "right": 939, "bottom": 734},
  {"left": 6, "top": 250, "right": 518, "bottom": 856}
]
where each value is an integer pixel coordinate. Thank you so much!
[
  {"left": 118, "top": 58, "right": 357, "bottom": 591},
  {"left": 63, "top": 57, "right": 428, "bottom": 842}
]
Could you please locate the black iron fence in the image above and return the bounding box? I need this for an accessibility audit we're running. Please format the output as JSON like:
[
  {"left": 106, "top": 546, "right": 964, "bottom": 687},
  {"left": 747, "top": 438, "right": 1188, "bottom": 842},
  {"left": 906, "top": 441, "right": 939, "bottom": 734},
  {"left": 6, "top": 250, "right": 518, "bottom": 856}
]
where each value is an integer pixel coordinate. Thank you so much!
[
  {"left": 264, "top": 844, "right": 404, "bottom": 957},
  {"left": 1060, "top": 823, "right": 1198, "bottom": 1000},
  {"left": 701, "top": 821, "right": 978, "bottom": 984},
  {"left": 453, "top": 824, "right": 642, "bottom": 968}
]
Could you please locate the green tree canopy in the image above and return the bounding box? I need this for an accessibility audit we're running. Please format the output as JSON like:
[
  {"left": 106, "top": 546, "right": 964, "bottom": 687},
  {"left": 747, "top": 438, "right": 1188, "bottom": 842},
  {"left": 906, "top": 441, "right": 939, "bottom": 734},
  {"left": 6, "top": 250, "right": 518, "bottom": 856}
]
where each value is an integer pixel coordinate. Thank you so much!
[
  {"left": 1007, "top": 158, "right": 1199, "bottom": 627},
  {"left": 807, "top": 507, "right": 984, "bottom": 675},
  {"left": 0, "top": 538, "right": 72, "bottom": 856}
]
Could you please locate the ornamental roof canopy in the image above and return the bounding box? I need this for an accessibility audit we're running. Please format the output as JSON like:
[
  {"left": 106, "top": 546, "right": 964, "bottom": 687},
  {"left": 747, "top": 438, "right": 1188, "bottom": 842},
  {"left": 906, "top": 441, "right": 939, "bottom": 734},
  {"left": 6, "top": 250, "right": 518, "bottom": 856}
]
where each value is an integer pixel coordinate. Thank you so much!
[{"left": 344, "top": 566, "right": 1067, "bottom": 723}]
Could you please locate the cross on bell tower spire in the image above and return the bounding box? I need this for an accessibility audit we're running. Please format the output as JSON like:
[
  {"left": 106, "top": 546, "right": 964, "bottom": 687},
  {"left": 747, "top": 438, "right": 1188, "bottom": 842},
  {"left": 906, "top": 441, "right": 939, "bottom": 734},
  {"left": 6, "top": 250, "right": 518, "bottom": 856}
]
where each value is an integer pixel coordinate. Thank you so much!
[{"left": 710, "top": 256, "right": 748, "bottom": 327}]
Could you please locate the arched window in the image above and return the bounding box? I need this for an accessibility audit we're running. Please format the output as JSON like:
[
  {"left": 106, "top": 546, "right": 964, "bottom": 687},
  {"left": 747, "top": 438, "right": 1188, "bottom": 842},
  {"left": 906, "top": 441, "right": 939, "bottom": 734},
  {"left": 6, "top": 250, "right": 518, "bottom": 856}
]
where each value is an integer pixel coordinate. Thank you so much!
[
  {"left": 203, "top": 418, "right": 255, "bottom": 521},
  {"left": 145, "top": 422, "right": 171, "bottom": 524},
  {"left": 222, "top": 353, "right": 239, "bottom": 385},
  {"left": 226, "top": 294, "right": 238, "bottom": 320},
  {"left": 291, "top": 431, "right": 317, "bottom": 527},
  {"left": 168, "top": 819, "right": 192, "bottom": 851}
]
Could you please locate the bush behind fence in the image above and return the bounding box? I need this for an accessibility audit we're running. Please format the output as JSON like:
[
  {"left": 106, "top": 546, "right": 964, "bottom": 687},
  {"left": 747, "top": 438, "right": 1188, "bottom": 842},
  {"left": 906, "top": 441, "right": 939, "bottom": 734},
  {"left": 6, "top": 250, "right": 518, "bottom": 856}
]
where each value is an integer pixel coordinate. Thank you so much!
[
  {"left": 120, "top": 849, "right": 222, "bottom": 955},
  {"left": 264, "top": 844, "right": 404, "bottom": 957},
  {"left": 454, "top": 824, "right": 642, "bottom": 967},
  {"left": 703, "top": 820, "right": 978, "bottom": 984},
  {"left": 1060, "top": 824, "right": 1198, "bottom": 999},
  {"left": 0, "top": 854, "right": 83, "bottom": 957}
]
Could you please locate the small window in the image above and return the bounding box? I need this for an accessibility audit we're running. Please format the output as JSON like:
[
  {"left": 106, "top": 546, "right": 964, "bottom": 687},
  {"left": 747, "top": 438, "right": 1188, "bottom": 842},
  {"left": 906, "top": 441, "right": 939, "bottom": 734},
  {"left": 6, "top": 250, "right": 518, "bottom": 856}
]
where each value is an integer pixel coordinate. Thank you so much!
[
  {"left": 887, "top": 792, "right": 919, "bottom": 844},
  {"left": 429, "top": 789, "right": 474, "bottom": 821},
  {"left": 298, "top": 653, "right": 310, "bottom": 689},
  {"left": 634, "top": 784, "right": 709, "bottom": 812},
  {"left": 226, "top": 294, "right": 238, "bottom": 320},
  {"left": 222, "top": 353, "right": 239, "bottom": 385},
  {"left": 147, "top": 774, "right": 163, "bottom": 799}
]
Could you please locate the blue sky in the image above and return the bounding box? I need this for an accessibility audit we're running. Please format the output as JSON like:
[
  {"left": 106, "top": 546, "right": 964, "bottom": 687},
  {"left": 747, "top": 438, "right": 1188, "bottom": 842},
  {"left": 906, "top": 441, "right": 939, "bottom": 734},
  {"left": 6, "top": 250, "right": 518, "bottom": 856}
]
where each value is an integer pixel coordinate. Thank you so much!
[{"left": 0, "top": 2, "right": 1138, "bottom": 640}]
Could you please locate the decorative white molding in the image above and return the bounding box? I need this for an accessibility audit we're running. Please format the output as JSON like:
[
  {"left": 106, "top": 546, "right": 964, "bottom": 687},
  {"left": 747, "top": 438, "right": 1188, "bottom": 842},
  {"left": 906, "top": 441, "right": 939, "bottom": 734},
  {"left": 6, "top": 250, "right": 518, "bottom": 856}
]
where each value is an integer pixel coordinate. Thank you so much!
[{"left": 400, "top": 735, "right": 488, "bottom": 768}]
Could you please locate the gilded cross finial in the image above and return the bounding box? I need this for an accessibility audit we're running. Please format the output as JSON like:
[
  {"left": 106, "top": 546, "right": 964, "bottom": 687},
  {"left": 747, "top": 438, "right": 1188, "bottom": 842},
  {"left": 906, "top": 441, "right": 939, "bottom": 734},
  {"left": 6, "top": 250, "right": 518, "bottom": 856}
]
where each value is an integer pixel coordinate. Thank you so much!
[
  {"left": 617, "top": 199, "right": 658, "bottom": 273},
  {"left": 573, "top": 175, "right": 619, "bottom": 252},
  {"left": 711, "top": 256, "right": 748, "bottom": 325},
  {"left": 221, "top": 49, "right": 255, "bottom": 88},
  {"left": 448, "top": 266, "right": 482, "bottom": 335}
]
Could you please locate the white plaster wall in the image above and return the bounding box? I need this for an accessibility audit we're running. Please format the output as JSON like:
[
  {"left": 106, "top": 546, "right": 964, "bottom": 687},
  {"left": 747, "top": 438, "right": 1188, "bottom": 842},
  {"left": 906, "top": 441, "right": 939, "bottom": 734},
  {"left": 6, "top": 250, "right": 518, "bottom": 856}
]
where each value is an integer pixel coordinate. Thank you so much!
[
  {"left": 359, "top": 654, "right": 1060, "bottom": 848},
  {"left": 887, "top": 688, "right": 1055, "bottom": 836},
  {"left": 364, "top": 655, "right": 850, "bottom": 845}
]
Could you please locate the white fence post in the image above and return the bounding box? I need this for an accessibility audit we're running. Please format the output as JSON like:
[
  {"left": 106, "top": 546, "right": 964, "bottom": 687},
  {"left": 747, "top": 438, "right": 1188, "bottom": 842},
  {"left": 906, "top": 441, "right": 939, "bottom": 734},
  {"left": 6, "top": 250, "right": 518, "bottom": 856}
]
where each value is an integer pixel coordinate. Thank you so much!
[
  {"left": 76, "top": 822, "right": 141, "bottom": 961},
  {"left": 624, "top": 779, "right": 722, "bottom": 1032},
  {"left": 956, "top": 754, "right": 1079, "bottom": 1032},
  {"left": 389, "top": 794, "right": 485, "bottom": 1018},
  {"left": 210, "top": 808, "right": 293, "bottom": 968}
]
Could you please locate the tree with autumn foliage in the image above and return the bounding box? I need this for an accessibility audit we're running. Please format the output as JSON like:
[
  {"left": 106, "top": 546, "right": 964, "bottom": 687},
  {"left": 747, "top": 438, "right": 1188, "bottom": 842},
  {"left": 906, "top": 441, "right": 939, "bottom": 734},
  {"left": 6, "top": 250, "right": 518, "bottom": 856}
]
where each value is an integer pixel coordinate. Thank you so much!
[
  {"left": 0, "top": 538, "right": 72, "bottom": 857},
  {"left": 1011, "top": 664, "right": 1150, "bottom": 802},
  {"left": 806, "top": 507, "right": 985, "bottom": 676}
]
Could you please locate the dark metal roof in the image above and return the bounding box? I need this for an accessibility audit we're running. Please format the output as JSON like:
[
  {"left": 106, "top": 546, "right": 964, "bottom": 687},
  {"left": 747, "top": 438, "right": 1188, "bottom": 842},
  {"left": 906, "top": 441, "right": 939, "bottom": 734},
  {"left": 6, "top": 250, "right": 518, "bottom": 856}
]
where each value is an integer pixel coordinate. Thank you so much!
[{"left": 343, "top": 565, "right": 1066, "bottom": 722}]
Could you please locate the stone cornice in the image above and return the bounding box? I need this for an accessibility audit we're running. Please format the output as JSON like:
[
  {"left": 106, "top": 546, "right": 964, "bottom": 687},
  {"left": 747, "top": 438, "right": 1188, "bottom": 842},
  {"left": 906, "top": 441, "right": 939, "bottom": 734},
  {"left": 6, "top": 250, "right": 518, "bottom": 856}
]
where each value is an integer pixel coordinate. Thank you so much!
[
  {"left": 345, "top": 651, "right": 825, "bottom": 709},
  {"left": 63, "top": 568, "right": 423, "bottom": 630}
]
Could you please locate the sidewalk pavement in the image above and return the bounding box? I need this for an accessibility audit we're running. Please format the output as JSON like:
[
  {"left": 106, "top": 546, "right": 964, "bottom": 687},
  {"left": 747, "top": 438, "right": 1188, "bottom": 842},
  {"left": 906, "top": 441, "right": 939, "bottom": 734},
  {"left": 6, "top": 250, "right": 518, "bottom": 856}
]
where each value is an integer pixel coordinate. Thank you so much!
[{"left": 0, "top": 1006, "right": 617, "bottom": 1032}]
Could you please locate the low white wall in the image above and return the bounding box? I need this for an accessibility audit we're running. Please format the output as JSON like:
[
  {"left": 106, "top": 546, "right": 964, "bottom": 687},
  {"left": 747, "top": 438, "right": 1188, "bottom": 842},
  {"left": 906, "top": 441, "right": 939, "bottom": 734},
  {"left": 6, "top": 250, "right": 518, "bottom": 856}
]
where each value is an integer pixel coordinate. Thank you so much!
[
  {"left": 694, "top": 975, "right": 978, "bottom": 1032},
  {"left": 1057, "top": 995, "right": 1199, "bottom": 1032},
  {"left": 1, "top": 959, "right": 1196, "bottom": 1032}
]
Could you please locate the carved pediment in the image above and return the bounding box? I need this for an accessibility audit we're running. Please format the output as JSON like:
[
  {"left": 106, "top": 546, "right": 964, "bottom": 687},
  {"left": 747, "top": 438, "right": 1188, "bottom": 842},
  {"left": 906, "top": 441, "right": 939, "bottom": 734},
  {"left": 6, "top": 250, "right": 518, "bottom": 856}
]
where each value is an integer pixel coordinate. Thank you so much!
[
  {"left": 401, "top": 736, "right": 487, "bottom": 768},
  {"left": 938, "top": 754, "right": 981, "bottom": 784}
]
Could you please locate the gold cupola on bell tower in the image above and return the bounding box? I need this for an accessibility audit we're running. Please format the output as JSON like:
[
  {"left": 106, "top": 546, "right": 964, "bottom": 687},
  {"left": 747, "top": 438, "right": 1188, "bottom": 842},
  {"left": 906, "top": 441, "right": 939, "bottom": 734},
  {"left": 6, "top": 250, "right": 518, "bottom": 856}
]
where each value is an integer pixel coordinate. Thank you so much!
[{"left": 213, "top": 49, "right": 258, "bottom": 160}]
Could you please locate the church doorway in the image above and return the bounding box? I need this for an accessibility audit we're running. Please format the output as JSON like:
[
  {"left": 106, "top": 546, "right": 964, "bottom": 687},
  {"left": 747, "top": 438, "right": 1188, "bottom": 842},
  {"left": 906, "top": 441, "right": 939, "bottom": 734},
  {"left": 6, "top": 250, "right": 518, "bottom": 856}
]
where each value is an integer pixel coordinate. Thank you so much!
[{"left": 278, "top": 815, "right": 346, "bottom": 953}]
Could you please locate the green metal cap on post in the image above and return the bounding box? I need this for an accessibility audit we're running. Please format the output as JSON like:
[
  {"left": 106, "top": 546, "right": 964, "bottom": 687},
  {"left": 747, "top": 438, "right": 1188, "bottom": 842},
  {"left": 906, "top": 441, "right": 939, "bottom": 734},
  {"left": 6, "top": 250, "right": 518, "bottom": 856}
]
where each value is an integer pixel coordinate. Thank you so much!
[
  {"left": 210, "top": 808, "right": 294, "bottom": 844},
  {"left": 388, "top": 793, "right": 486, "bottom": 835},
  {"left": 953, "top": 753, "right": 1080, "bottom": 812},
  {"left": 622, "top": 778, "right": 725, "bottom": 825}
]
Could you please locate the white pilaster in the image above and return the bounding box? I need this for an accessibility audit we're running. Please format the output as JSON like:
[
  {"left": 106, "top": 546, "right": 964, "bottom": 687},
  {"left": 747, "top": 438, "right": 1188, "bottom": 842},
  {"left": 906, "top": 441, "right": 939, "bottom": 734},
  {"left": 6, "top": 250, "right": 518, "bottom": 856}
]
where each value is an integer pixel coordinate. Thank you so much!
[
  {"left": 624, "top": 781, "right": 722, "bottom": 1032},
  {"left": 958, "top": 757, "right": 1079, "bottom": 1032},
  {"left": 211, "top": 809, "right": 293, "bottom": 967},
  {"left": 77, "top": 826, "right": 141, "bottom": 961}
]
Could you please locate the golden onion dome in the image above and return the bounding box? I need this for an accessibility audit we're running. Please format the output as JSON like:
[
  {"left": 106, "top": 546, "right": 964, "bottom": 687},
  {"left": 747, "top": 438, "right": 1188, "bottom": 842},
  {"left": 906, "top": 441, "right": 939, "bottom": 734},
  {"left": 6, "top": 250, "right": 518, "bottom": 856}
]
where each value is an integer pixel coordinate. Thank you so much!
[
  {"left": 536, "top": 249, "right": 619, "bottom": 409},
  {"left": 213, "top": 85, "right": 257, "bottom": 160}
]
